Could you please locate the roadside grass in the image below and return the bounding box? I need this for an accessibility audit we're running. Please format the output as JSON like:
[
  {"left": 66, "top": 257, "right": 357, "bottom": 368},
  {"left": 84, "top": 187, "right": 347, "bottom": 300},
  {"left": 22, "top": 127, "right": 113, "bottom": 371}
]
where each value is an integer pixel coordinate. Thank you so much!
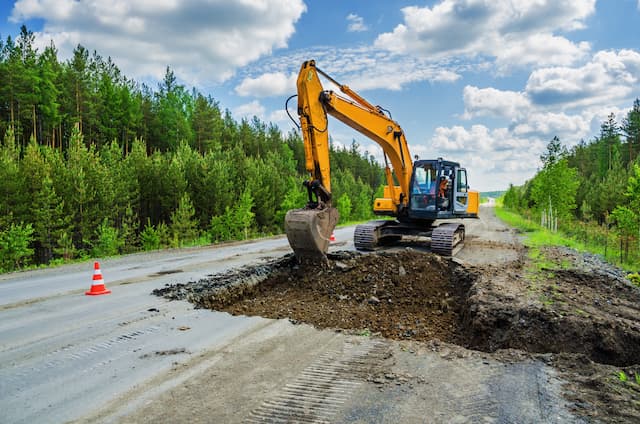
[
  {"left": 495, "top": 207, "right": 583, "bottom": 251},
  {"left": 496, "top": 205, "right": 639, "bottom": 308},
  {"left": 495, "top": 206, "right": 639, "bottom": 273}
]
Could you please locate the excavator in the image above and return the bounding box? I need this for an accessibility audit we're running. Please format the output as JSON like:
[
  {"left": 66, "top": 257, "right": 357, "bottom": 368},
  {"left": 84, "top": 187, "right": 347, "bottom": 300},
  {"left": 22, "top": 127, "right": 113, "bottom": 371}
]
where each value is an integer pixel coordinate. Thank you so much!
[{"left": 284, "top": 60, "right": 479, "bottom": 262}]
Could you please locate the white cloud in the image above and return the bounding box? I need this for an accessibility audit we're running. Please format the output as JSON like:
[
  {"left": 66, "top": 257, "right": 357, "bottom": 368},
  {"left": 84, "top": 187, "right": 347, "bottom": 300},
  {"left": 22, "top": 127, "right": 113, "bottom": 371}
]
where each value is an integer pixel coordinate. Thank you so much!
[
  {"left": 240, "top": 46, "right": 464, "bottom": 95},
  {"left": 374, "top": 0, "right": 595, "bottom": 69},
  {"left": 346, "top": 13, "right": 368, "bottom": 32},
  {"left": 429, "top": 124, "right": 545, "bottom": 190},
  {"left": 431, "top": 124, "right": 540, "bottom": 154},
  {"left": 512, "top": 112, "right": 590, "bottom": 142},
  {"left": 235, "top": 72, "right": 297, "bottom": 97},
  {"left": 526, "top": 49, "right": 640, "bottom": 108},
  {"left": 462, "top": 86, "right": 530, "bottom": 120},
  {"left": 11, "top": 0, "right": 306, "bottom": 85},
  {"left": 351, "top": 65, "right": 459, "bottom": 91},
  {"left": 496, "top": 33, "right": 590, "bottom": 72},
  {"left": 233, "top": 100, "right": 266, "bottom": 121}
]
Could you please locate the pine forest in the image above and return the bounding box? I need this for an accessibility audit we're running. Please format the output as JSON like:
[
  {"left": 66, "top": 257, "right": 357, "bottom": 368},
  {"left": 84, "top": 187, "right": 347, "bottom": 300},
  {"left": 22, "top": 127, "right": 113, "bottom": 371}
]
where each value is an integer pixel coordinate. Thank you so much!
[
  {"left": 1, "top": 26, "right": 639, "bottom": 272},
  {"left": 0, "top": 26, "right": 383, "bottom": 271}
]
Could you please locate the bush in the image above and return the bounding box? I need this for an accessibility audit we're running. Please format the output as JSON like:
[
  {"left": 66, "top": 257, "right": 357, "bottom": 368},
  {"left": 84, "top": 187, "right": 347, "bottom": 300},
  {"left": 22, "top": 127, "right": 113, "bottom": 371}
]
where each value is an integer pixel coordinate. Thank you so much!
[
  {"left": 92, "top": 219, "right": 122, "bottom": 257},
  {"left": 140, "top": 220, "right": 161, "bottom": 251},
  {"left": 0, "top": 223, "right": 35, "bottom": 272}
]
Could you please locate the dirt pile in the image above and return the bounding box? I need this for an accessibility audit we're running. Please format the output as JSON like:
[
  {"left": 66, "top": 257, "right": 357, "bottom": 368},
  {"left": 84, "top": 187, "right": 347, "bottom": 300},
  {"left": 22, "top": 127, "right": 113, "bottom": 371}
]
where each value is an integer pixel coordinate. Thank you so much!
[
  {"left": 153, "top": 243, "right": 640, "bottom": 423},
  {"left": 155, "top": 250, "right": 474, "bottom": 343},
  {"left": 151, "top": 212, "right": 640, "bottom": 423},
  {"left": 154, "top": 248, "right": 640, "bottom": 367}
]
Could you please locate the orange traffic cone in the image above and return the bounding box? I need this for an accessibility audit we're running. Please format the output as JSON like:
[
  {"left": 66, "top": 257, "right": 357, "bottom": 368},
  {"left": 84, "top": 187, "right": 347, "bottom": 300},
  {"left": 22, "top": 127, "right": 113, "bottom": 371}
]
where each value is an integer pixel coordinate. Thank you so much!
[
  {"left": 330, "top": 232, "right": 336, "bottom": 242},
  {"left": 85, "top": 261, "right": 111, "bottom": 295}
]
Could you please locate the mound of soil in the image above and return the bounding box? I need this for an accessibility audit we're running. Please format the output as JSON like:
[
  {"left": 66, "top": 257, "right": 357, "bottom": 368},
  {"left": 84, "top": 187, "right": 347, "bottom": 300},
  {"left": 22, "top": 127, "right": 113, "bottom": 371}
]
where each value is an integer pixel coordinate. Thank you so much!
[
  {"left": 154, "top": 245, "right": 640, "bottom": 423},
  {"left": 156, "top": 250, "right": 474, "bottom": 343},
  {"left": 154, "top": 247, "right": 640, "bottom": 367}
]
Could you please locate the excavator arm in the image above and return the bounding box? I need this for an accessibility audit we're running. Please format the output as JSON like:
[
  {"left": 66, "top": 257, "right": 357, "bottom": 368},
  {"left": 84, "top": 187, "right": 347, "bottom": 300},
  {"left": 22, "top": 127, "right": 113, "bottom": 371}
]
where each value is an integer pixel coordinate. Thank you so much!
[{"left": 285, "top": 60, "right": 414, "bottom": 262}]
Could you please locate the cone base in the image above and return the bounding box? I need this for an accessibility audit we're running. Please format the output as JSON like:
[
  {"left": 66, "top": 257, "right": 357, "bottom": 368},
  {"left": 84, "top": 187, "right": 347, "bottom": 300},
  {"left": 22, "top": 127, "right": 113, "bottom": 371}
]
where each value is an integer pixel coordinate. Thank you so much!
[{"left": 85, "top": 287, "right": 111, "bottom": 295}]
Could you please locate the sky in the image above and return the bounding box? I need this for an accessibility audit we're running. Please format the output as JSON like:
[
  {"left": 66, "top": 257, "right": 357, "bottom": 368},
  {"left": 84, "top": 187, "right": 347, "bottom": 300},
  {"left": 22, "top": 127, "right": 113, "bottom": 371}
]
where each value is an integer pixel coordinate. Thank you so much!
[{"left": 1, "top": 0, "right": 640, "bottom": 191}]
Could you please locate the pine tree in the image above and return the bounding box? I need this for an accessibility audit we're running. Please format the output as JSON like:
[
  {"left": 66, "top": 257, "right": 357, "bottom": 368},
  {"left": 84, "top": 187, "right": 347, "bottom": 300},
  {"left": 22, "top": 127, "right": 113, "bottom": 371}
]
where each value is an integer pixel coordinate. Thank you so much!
[
  {"left": 337, "top": 193, "right": 352, "bottom": 223},
  {"left": 234, "top": 189, "right": 255, "bottom": 240},
  {"left": 0, "top": 128, "right": 23, "bottom": 223},
  {"left": 37, "top": 42, "right": 61, "bottom": 148},
  {"left": 32, "top": 174, "right": 69, "bottom": 263},
  {"left": 622, "top": 99, "right": 640, "bottom": 164},
  {"left": 600, "top": 113, "right": 621, "bottom": 173},
  {"left": 170, "top": 193, "right": 198, "bottom": 247}
]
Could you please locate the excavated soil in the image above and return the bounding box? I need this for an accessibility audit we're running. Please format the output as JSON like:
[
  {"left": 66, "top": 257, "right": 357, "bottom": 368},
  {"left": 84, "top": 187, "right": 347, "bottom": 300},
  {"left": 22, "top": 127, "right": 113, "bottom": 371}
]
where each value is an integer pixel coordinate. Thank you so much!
[
  {"left": 154, "top": 246, "right": 640, "bottom": 423},
  {"left": 208, "top": 251, "right": 469, "bottom": 343},
  {"left": 154, "top": 249, "right": 640, "bottom": 365},
  {"left": 155, "top": 251, "right": 472, "bottom": 343}
]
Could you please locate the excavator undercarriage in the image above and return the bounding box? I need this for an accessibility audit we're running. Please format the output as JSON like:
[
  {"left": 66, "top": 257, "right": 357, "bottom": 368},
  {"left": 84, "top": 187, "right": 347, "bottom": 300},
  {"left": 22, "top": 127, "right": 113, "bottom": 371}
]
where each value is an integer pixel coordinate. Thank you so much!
[{"left": 354, "top": 220, "right": 466, "bottom": 256}]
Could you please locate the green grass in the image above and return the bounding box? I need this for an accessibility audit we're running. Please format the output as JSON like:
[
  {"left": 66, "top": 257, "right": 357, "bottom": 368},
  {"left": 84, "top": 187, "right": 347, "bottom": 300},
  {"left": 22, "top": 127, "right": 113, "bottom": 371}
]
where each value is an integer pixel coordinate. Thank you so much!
[
  {"left": 495, "top": 206, "right": 639, "bottom": 272},
  {"left": 495, "top": 207, "right": 583, "bottom": 250}
]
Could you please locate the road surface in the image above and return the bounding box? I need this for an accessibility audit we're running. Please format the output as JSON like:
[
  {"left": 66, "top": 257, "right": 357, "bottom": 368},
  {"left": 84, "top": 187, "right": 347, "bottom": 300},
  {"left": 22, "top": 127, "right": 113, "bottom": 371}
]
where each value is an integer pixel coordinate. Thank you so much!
[
  {"left": 0, "top": 211, "right": 581, "bottom": 423},
  {"left": 0, "top": 227, "right": 352, "bottom": 424}
]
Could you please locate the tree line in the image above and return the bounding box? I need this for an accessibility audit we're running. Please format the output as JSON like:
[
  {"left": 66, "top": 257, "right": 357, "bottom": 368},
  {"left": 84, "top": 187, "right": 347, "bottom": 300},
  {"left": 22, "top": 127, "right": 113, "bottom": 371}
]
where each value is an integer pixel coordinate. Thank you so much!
[
  {"left": 0, "top": 26, "right": 384, "bottom": 272},
  {"left": 503, "top": 99, "right": 640, "bottom": 265}
]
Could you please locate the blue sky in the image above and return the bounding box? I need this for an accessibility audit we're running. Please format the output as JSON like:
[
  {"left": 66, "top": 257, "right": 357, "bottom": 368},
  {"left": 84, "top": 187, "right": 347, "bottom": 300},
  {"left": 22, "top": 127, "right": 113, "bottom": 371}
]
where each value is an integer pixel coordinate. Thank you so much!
[{"left": 2, "top": 0, "right": 640, "bottom": 191}]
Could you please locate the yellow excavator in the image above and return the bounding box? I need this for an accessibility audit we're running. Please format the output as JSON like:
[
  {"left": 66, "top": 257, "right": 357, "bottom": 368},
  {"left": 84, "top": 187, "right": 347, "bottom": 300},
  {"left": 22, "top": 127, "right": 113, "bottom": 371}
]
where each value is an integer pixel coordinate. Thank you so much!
[{"left": 285, "top": 60, "right": 479, "bottom": 262}]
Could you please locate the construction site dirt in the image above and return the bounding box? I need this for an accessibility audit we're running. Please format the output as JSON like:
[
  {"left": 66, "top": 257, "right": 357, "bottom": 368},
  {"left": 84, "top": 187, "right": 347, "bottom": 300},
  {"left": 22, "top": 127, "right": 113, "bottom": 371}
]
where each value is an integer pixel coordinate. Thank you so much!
[{"left": 151, "top": 209, "right": 640, "bottom": 423}]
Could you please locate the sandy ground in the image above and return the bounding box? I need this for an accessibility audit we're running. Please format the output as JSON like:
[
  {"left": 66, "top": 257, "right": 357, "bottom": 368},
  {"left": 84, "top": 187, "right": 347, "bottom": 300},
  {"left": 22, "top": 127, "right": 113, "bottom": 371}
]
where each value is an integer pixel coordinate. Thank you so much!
[{"left": 85, "top": 206, "right": 640, "bottom": 423}]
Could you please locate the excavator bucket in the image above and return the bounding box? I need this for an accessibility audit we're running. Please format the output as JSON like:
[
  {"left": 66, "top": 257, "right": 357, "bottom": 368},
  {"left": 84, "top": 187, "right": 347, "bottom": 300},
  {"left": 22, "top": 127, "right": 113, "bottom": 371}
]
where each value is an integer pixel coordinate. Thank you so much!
[{"left": 285, "top": 207, "right": 339, "bottom": 263}]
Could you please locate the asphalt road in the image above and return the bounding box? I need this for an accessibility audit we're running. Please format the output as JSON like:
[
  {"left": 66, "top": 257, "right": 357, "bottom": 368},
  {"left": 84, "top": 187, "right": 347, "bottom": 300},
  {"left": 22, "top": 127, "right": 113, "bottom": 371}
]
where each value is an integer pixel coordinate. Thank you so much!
[
  {"left": 0, "top": 214, "right": 581, "bottom": 423},
  {"left": 0, "top": 228, "right": 354, "bottom": 424}
]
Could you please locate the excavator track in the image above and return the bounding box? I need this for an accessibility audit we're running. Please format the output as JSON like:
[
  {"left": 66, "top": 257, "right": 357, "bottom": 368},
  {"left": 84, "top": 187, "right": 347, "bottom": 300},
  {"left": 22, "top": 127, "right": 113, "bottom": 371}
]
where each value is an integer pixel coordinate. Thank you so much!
[
  {"left": 431, "top": 223, "right": 465, "bottom": 256},
  {"left": 354, "top": 220, "right": 389, "bottom": 250}
]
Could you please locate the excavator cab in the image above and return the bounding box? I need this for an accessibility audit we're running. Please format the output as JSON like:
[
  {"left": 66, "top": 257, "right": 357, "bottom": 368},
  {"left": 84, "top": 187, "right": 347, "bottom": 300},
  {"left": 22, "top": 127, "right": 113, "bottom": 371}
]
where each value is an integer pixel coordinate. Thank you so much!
[{"left": 407, "top": 159, "right": 476, "bottom": 221}]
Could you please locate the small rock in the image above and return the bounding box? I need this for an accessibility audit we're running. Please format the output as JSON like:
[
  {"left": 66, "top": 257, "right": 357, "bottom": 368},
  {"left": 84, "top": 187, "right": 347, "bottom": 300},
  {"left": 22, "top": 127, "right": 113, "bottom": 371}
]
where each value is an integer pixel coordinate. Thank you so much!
[
  {"left": 368, "top": 296, "right": 380, "bottom": 305},
  {"left": 335, "top": 261, "right": 350, "bottom": 271},
  {"left": 398, "top": 265, "right": 407, "bottom": 277}
]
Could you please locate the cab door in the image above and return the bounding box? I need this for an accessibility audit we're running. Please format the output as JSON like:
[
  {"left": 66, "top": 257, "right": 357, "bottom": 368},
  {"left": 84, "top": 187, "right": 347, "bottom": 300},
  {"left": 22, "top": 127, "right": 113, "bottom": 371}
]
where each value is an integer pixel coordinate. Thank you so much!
[{"left": 453, "top": 168, "right": 469, "bottom": 213}]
